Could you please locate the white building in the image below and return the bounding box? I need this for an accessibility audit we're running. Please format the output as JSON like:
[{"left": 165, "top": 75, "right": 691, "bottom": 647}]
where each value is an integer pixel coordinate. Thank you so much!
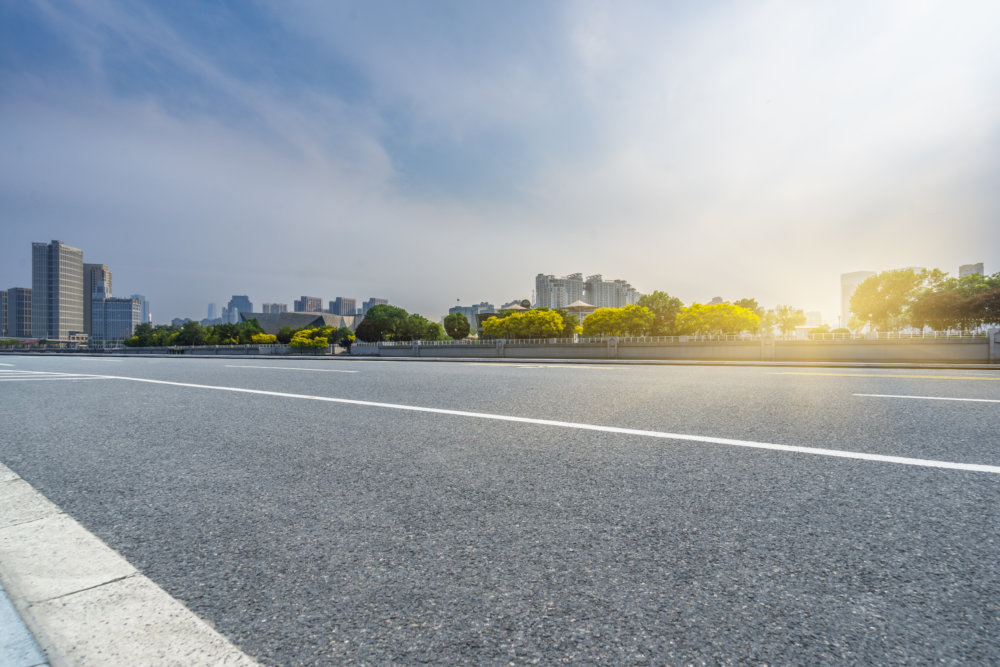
[
  {"left": 585, "top": 275, "right": 641, "bottom": 308},
  {"left": 840, "top": 270, "right": 875, "bottom": 329},
  {"left": 535, "top": 273, "right": 584, "bottom": 309}
]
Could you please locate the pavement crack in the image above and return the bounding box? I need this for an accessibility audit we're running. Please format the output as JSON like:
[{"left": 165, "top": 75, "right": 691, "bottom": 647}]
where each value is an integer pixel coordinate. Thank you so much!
[{"left": 36, "top": 572, "right": 139, "bottom": 603}]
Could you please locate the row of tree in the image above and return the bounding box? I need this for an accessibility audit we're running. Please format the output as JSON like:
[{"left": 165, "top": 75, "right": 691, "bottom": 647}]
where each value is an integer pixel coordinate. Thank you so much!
[
  {"left": 122, "top": 319, "right": 356, "bottom": 348},
  {"left": 354, "top": 305, "right": 446, "bottom": 342},
  {"left": 850, "top": 269, "right": 1000, "bottom": 332}
]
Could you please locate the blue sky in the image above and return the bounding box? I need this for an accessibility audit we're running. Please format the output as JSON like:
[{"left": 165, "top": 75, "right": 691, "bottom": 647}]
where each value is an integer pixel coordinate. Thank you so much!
[{"left": 2, "top": 0, "right": 999, "bottom": 323}]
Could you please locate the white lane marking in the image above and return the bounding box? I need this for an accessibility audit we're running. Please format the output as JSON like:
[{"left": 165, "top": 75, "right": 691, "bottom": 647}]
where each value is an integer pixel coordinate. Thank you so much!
[
  {"left": 71, "top": 358, "right": 123, "bottom": 362},
  {"left": 225, "top": 365, "right": 358, "bottom": 373},
  {"left": 0, "top": 377, "right": 109, "bottom": 382},
  {"left": 774, "top": 371, "right": 1000, "bottom": 381},
  {"left": 855, "top": 393, "right": 1000, "bottom": 404},
  {"left": 93, "top": 374, "right": 1000, "bottom": 475},
  {"left": 0, "top": 362, "right": 15, "bottom": 366}
]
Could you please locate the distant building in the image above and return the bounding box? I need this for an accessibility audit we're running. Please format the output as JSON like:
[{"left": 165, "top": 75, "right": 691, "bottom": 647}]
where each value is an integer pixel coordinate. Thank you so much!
[
  {"left": 240, "top": 311, "right": 357, "bottom": 335},
  {"left": 294, "top": 296, "right": 324, "bottom": 312},
  {"left": 171, "top": 317, "right": 193, "bottom": 327},
  {"left": 500, "top": 300, "right": 530, "bottom": 310},
  {"left": 32, "top": 240, "right": 84, "bottom": 341},
  {"left": 805, "top": 311, "right": 823, "bottom": 327},
  {"left": 362, "top": 297, "right": 389, "bottom": 315},
  {"left": 92, "top": 297, "right": 142, "bottom": 342},
  {"left": 83, "top": 263, "right": 112, "bottom": 336},
  {"left": 448, "top": 301, "right": 495, "bottom": 326},
  {"left": 263, "top": 303, "right": 288, "bottom": 314},
  {"left": 535, "top": 273, "right": 584, "bottom": 309},
  {"left": 130, "top": 294, "right": 150, "bottom": 325},
  {"left": 841, "top": 270, "right": 876, "bottom": 328},
  {"left": 5, "top": 288, "right": 31, "bottom": 337},
  {"left": 207, "top": 303, "right": 218, "bottom": 320},
  {"left": 330, "top": 297, "right": 357, "bottom": 316},
  {"left": 584, "top": 275, "right": 640, "bottom": 308},
  {"left": 960, "top": 263, "right": 984, "bottom": 278},
  {"left": 0, "top": 291, "right": 6, "bottom": 336},
  {"left": 227, "top": 295, "right": 253, "bottom": 319}
]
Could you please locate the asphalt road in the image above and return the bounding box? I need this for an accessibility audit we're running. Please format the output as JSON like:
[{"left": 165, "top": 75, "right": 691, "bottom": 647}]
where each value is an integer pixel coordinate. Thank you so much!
[{"left": 1, "top": 355, "right": 999, "bottom": 664}]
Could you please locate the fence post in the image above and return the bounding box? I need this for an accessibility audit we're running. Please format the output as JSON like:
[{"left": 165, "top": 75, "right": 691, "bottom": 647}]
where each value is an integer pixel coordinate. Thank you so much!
[
  {"left": 990, "top": 328, "right": 999, "bottom": 363},
  {"left": 497, "top": 340, "right": 505, "bottom": 358},
  {"left": 608, "top": 336, "right": 618, "bottom": 359}
]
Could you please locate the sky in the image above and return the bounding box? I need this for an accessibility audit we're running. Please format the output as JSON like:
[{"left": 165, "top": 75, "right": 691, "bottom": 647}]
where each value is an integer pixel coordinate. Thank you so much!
[{"left": 2, "top": 0, "right": 998, "bottom": 324}]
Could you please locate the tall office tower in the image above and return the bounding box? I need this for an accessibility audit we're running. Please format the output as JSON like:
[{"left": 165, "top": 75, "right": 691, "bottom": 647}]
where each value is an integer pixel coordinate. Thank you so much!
[
  {"left": 330, "top": 297, "right": 357, "bottom": 316},
  {"left": 227, "top": 295, "right": 253, "bottom": 320},
  {"left": 959, "top": 263, "right": 984, "bottom": 278},
  {"left": 0, "top": 290, "right": 6, "bottom": 336},
  {"left": 263, "top": 303, "right": 288, "bottom": 314},
  {"left": 294, "top": 296, "right": 323, "bottom": 312},
  {"left": 6, "top": 288, "right": 32, "bottom": 338},
  {"left": 535, "top": 273, "right": 584, "bottom": 308},
  {"left": 83, "top": 263, "right": 112, "bottom": 336},
  {"left": 207, "top": 303, "right": 218, "bottom": 320},
  {"left": 32, "top": 240, "right": 84, "bottom": 340},
  {"left": 130, "top": 294, "right": 151, "bottom": 324},
  {"left": 362, "top": 297, "right": 389, "bottom": 315},
  {"left": 841, "top": 270, "right": 876, "bottom": 328},
  {"left": 92, "top": 297, "right": 142, "bottom": 341},
  {"left": 584, "top": 275, "right": 640, "bottom": 308}
]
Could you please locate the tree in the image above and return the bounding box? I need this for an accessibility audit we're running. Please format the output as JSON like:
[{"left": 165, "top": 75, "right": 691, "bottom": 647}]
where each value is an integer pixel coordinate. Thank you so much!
[
  {"left": 334, "top": 326, "right": 355, "bottom": 351},
  {"left": 773, "top": 304, "right": 807, "bottom": 336},
  {"left": 850, "top": 268, "right": 943, "bottom": 331},
  {"left": 360, "top": 304, "right": 410, "bottom": 340},
  {"left": 733, "top": 298, "right": 764, "bottom": 317},
  {"left": 482, "top": 310, "right": 564, "bottom": 339},
  {"left": 443, "top": 312, "right": 471, "bottom": 339},
  {"left": 637, "top": 291, "right": 684, "bottom": 335},
  {"left": 675, "top": 303, "right": 760, "bottom": 335},
  {"left": 251, "top": 333, "right": 278, "bottom": 344},
  {"left": 174, "top": 320, "right": 206, "bottom": 346},
  {"left": 581, "top": 305, "right": 655, "bottom": 337},
  {"left": 276, "top": 326, "right": 295, "bottom": 344}
]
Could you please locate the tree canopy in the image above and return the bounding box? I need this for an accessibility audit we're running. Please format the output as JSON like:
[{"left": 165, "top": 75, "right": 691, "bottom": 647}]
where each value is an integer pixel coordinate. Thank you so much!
[
  {"left": 581, "top": 305, "right": 655, "bottom": 337},
  {"left": 674, "top": 303, "right": 760, "bottom": 335},
  {"left": 481, "top": 309, "right": 565, "bottom": 339},
  {"left": 637, "top": 291, "right": 684, "bottom": 335},
  {"left": 443, "top": 312, "right": 471, "bottom": 339}
]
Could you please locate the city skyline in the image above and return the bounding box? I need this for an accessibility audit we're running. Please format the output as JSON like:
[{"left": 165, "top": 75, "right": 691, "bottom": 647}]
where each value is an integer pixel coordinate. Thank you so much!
[{"left": 2, "top": 2, "right": 999, "bottom": 322}]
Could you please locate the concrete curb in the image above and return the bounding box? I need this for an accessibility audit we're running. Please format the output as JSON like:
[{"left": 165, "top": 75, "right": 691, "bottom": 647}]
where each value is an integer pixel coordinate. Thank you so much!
[{"left": 0, "top": 462, "right": 258, "bottom": 667}]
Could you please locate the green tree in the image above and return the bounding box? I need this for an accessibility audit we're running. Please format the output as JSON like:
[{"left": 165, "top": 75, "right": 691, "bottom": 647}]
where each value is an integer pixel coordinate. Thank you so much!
[
  {"left": 361, "top": 304, "right": 410, "bottom": 340},
  {"left": 733, "top": 298, "right": 764, "bottom": 317},
  {"left": 443, "top": 312, "right": 471, "bottom": 339},
  {"left": 637, "top": 291, "right": 684, "bottom": 335},
  {"left": 850, "top": 268, "right": 944, "bottom": 331},
  {"left": 276, "top": 326, "right": 295, "bottom": 344},
  {"left": 334, "top": 326, "right": 356, "bottom": 350},
  {"left": 773, "top": 304, "right": 807, "bottom": 336},
  {"left": 174, "top": 320, "right": 206, "bottom": 346}
]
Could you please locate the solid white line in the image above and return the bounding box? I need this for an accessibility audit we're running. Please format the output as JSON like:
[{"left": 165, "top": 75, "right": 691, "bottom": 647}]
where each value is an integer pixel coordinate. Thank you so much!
[
  {"left": 0, "top": 362, "right": 14, "bottom": 366},
  {"left": 224, "top": 365, "right": 358, "bottom": 373},
  {"left": 855, "top": 393, "right": 1000, "bottom": 404},
  {"left": 95, "top": 374, "right": 1000, "bottom": 475},
  {"left": 0, "top": 377, "right": 108, "bottom": 382}
]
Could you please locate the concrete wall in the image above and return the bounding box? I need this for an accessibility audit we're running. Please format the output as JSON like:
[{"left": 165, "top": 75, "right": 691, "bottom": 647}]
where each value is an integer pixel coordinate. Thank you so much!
[{"left": 353, "top": 333, "right": 999, "bottom": 363}]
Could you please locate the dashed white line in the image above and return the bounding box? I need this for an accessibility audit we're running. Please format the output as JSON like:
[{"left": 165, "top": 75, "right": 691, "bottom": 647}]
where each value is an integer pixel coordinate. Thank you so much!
[
  {"left": 90, "top": 374, "right": 1000, "bottom": 475},
  {"left": 225, "top": 365, "right": 359, "bottom": 373},
  {"left": 855, "top": 393, "right": 1000, "bottom": 404}
]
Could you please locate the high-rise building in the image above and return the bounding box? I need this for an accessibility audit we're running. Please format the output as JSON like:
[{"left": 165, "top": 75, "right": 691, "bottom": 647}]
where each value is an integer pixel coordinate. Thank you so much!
[
  {"left": 0, "top": 290, "right": 6, "bottom": 337},
  {"left": 841, "top": 270, "right": 876, "bottom": 328},
  {"left": 294, "top": 296, "right": 323, "bottom": 312},
  {"left": 584, "top": 275, "right": 640, "bottom": 308},
  {"left": 83, "top": 263, "right": 112, "bottom": 336},
  {"left": 32, "top": 240, "right": 84, "bottom": 341},
  {"left": 130, "top": 295, "right": 151, "bottom": 324},
  {"left": 535, "top": 273, "right": 584, "bottom": 309},
  {"left": 6, "top": 288, "right": 32, "bottom": 338},
  {"left": 330, "top": 297, "right": 357, "bottom": 316},
  {"left": 263, "top": 303, "right": 288, "bottom": 314},
  {"left": 959, "top": 263, "right": 984, "bottom": 278},
  {"left": 227, "top": 295, "right": 253, "bottom": 320},
  {"left": 207, "top": 303, "right": 218, "bottom": 320},
  {"left": 92, "top": 297, "right": 142, "bottom": 342},
  {"left": 362, "top": 297, "right": 389, "bottom": 315}
]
